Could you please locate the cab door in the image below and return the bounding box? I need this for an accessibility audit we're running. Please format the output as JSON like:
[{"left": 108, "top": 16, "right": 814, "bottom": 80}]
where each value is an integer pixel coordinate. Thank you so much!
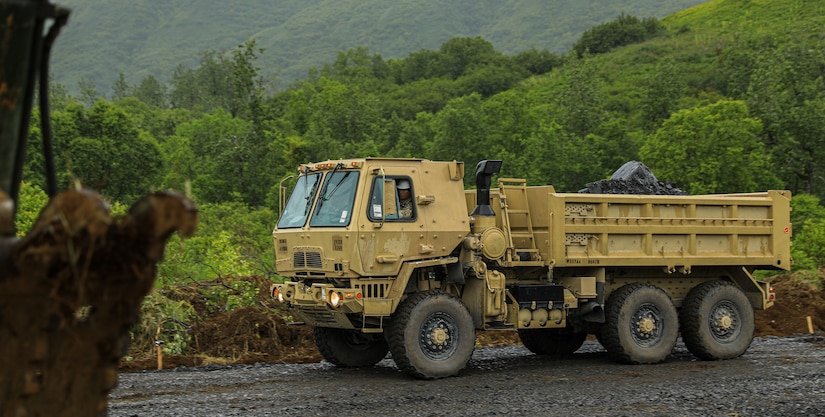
[{"left": 356, "top": 166, "right": 430, "bottom": 277}]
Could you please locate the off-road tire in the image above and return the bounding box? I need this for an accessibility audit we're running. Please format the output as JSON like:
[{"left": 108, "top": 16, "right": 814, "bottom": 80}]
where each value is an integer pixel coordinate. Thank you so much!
[
  {"left": 518, "top": 328, "right": 587, "bottom": 356},
  {"left": 386, "top": 290, "right": 476, "bottom": 379},
  {"left": 313, "top": 327, "right": 389, "bottom": 367},
  {"left": 680, "top": 280, "right": 754, "bottom": 361},
  {"left": 601, "top": 283, "right": 679, "bottom": 364}
]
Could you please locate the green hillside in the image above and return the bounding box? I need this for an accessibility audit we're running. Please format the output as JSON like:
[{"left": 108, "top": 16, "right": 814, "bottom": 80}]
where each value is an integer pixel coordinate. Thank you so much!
[
  {"left": 21, "top": 0, "right": 825, "bottom": 284},
  {"left": 51, "top": 0, "right": 707, "bottom": 94}
]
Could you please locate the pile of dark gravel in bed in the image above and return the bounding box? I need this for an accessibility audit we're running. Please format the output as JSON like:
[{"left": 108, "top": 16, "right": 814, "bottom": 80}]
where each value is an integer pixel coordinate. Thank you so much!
[{"left": 579, "top": 161, "right": 687, "bottom": 195}]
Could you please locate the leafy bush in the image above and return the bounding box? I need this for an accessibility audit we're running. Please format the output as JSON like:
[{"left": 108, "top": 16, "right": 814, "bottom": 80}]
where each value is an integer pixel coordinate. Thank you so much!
[
  {"left": 201, "top": 279, "right": 261, "bottom": 313},
  {"left": 786, "top": 194, "right": 825, "bottom": 272},
  {"left": 573, "top": 14, "right": 666, "bottom": 57},
  {"left": 157, "top": 201, "right": 276, "bottom": 284},
  {"left": 14, "top": 182, "right": 49, "bottom": 236},
  {"left": 134, "top": 290, "right": 197, "bottom": 355}
]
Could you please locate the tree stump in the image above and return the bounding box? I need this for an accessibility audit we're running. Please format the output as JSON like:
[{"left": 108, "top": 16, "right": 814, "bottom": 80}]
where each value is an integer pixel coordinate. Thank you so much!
[{"left": 0, "top": 189, "right": 197, "bottom": 416}]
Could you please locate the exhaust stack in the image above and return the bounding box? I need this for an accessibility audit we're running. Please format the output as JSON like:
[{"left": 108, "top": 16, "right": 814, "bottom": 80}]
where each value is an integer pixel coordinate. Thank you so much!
[{"left": 471, "top": 160, "right": 502, "bottom": 232}]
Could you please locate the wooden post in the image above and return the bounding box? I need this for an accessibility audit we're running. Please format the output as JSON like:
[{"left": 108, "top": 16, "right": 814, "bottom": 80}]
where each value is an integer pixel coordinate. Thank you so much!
[
  {"left": 155, "top": 325, "right": 164, "bottom": 370},
  {"left": 807, "top": 316, "right": 814, "bottom": 334},
  {"left": 156, "top": 341, "right": 164, "bottom": 370}
]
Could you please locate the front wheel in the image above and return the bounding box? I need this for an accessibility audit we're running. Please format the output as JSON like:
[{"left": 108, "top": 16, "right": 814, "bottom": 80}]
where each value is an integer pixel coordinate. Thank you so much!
[
  {"left": 313, "top": 327, "right": 389, "bottom": 367},
  {"left": 680, "top": 280, "right": 754, "bottom": 360},
  {"left": 387, "top": 290, "right": 476, "bottom": 379},
  {"left": 601, "top": 283, "right": 679, "bottom": 364}
]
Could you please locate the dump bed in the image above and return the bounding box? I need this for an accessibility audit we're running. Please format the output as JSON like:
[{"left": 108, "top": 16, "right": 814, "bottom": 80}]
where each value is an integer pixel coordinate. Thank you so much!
[{"left": 475, "top": 185, "right": 792, "bottom": 272}]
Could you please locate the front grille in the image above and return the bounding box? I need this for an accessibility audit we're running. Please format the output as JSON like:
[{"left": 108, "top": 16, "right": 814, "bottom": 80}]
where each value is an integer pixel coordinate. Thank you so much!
[
  {"left": 293, "top": 251, "right": 323, "bottom": 268},
  {"left": 356, "top": 282, "right": 388, "bottom": 298},
  {"left": 297, "top": 306, "right": 340, "bottom": 326}
]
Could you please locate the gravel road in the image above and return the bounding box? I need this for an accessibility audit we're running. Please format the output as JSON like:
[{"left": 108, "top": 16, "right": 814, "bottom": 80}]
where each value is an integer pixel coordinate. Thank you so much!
[{"left": 109, "top": 335, "right": 824, "bottom": 417}]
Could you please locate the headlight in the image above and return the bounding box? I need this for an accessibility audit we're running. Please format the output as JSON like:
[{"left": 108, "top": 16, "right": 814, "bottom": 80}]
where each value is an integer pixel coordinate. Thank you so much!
[
  {"left": 329, "top": 291, "right": 342, "bottom": 308},
  {"left": 271, "top": 284, "right": 286, "bottom": 303}
]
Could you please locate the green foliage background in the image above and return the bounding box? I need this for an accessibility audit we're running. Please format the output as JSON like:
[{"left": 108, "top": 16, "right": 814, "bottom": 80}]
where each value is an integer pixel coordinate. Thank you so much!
[
  {"left": 51, "top": 0, "right": 707, "bottom": 94},
  {"left": 20, "top": 0, "right": 825, "bottom": 296}
]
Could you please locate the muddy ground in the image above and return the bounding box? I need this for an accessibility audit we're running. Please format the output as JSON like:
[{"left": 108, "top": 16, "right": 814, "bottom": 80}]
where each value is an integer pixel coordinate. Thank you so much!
[
  {"left": 120, "top": 273, "right": 824, "bottom": 372},
  {"left": 109, "top": 335, "right": 825, "bottom": 417}
]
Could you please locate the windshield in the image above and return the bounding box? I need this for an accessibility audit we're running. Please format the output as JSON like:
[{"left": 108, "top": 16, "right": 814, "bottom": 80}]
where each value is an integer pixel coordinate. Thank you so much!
[
  {"left": 277, "top": 173, "right": 321, "bottom": 228},
  {"left": 310, "top": 171, "right": 360, "bottom": 227}
]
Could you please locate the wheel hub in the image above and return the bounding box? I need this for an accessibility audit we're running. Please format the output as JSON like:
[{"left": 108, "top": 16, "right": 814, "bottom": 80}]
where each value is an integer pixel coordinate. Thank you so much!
[
  {"left": 637, "top": 317, "right": 656, "bottom": 334},
  {"left": 630, "top": 303, "right": 663, "bottom": 347},
  {"left": 710, "top": 301, "right": 739, "bottom": 340},
  {"left": 419, "top": 312, "right": 458, "bottom": 360},
  {"left": 717, "top": 315, "right": 733, "bottom": 330},
  {"left": 430, "top": 326, "right": 449, "bottom": 346}
]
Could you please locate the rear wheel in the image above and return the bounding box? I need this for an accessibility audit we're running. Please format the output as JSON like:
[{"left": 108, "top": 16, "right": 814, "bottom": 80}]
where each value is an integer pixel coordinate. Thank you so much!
[
  {"left": 313, "top": 327, "right": 389, "bottom": 367},
  {"left": 518, "top": 328, "right": 587, "bottom": 355},
  {"left": 387, "top": 290, "right": 476, "bottom": 379},
  {"left": 601, "top": 283, "right": 679, "bottom": 364},
  {"left": 680, "top": 280, "right": 754, "bottom": 360}
]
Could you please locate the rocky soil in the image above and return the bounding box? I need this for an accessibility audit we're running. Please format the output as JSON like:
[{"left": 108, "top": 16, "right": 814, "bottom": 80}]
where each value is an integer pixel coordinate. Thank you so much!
[{"left": 109, "top": 334, "right": 825, "bottom": 417}]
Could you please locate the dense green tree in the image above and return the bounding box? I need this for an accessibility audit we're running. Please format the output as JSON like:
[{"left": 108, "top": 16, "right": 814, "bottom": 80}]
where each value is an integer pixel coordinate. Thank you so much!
[
  {"left": 299, "top": 78, "right": 385, "bottom": 161},
  {"left": 640, "top": 57, "right": 686, "bottom": 132},
  {"left": 67, "top": 100, "right": 163, "bottom": 202},
  {"left": 169, "top": 51, "right": 232, "bottom": 113},
  {"left": 389, "top": 49, "right": 448, "bottom": 84},
  {"left": 511, "top": 48, "right": 562, "bottom": 76},
  {"left": 115, "top": 98, "right": 192, "bottom": 140},
  {"left": 573, "top": 13, "right": 665, "bottom": 57},
  {"left": 111, "top": 73, "right": 132, "bottom": 101},
  {"left": 157, "top": 202, "right": 277, "bottom": 283},
  {"left": 553, "top": 53, "right": 607, "bottom": 140},
  {"left": 77, "top": 77, "right": 101, "bottom": 108},
  {"left": 228, "top": 39, "right": 267, "bottom": 120},
  {"left": 172, "top": 108, "right": 275, "bottom": 205},
  {"left": 639, "top": 100, "right": 781, "bottom": 194},
  {"left": 321, "top": 46, "right": 391, "bottom": 86},
  {"left": 159, "top": 133, "right": 196, "bottom": 194},
  {"left": 426, "top": 93, "right": 487, "bottom": 185},
  {"left": 785, "top": 194, "right": 825, "bottom": 271},
  {"left": 174, "top": 109, "right": 251, "bottom": 202},
  {"left": 134, "top": 75, "right": 169, "bottom": 109},
  {"left": 14, "top": 182, "right": 49, "bottom": 236},
  {"left": 387, "top": 112, "right": 436, "bottom": 158},
  {"left": 46, "top": 77, "right": 72, "bottom": 112},
  {"left": 169, "top": 40, "right": 267, "bottom": 119},
  {"left": 746, "top": 43, "right": 825, "bottom": 198},
  {"left": 439, "top": 36, "right": 502, "bottom": 79},
  {"left": 382, "top": 78, "right": 464, "bottom": 119},
  {"left": 521, "top": 120, "right": 601, "bottom": 191},
  {"left": 457, "top": 64, "right": 528, "bottom": 98}
]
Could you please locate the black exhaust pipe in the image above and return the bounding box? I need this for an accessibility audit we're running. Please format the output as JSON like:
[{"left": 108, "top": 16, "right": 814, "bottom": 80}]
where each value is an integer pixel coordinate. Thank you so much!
[{"left": 470, "top": 160, "right": 502, "bottom": 217}]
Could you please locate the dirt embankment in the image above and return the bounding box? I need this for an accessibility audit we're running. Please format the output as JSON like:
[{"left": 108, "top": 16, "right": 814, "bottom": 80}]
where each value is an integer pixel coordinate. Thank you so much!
[{"left": 120, "top": 273, "right": 824, "bottom": 372}]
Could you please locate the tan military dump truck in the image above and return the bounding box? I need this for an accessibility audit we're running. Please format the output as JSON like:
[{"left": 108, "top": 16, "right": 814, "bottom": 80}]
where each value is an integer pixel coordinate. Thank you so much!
[{"left": 272, "top": 158, "right": 791, "bottom": 379}]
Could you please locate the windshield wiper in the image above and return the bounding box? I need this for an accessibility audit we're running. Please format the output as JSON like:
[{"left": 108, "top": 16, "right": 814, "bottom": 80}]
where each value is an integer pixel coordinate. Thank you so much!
[
  {"left": 315, "top": 163, "right": 344, "bottom": 211},
  {"left": 302, "top": 170, "right": 317, "bottom": 216},
  {"left": 323, "top": 171, "right": 351, "bottom": 202}
]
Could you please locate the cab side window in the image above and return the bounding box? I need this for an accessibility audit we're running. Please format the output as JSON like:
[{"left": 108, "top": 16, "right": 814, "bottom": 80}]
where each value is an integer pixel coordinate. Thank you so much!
[{"left": 368, "top": 177, "right": 415, "bottom": 221}]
